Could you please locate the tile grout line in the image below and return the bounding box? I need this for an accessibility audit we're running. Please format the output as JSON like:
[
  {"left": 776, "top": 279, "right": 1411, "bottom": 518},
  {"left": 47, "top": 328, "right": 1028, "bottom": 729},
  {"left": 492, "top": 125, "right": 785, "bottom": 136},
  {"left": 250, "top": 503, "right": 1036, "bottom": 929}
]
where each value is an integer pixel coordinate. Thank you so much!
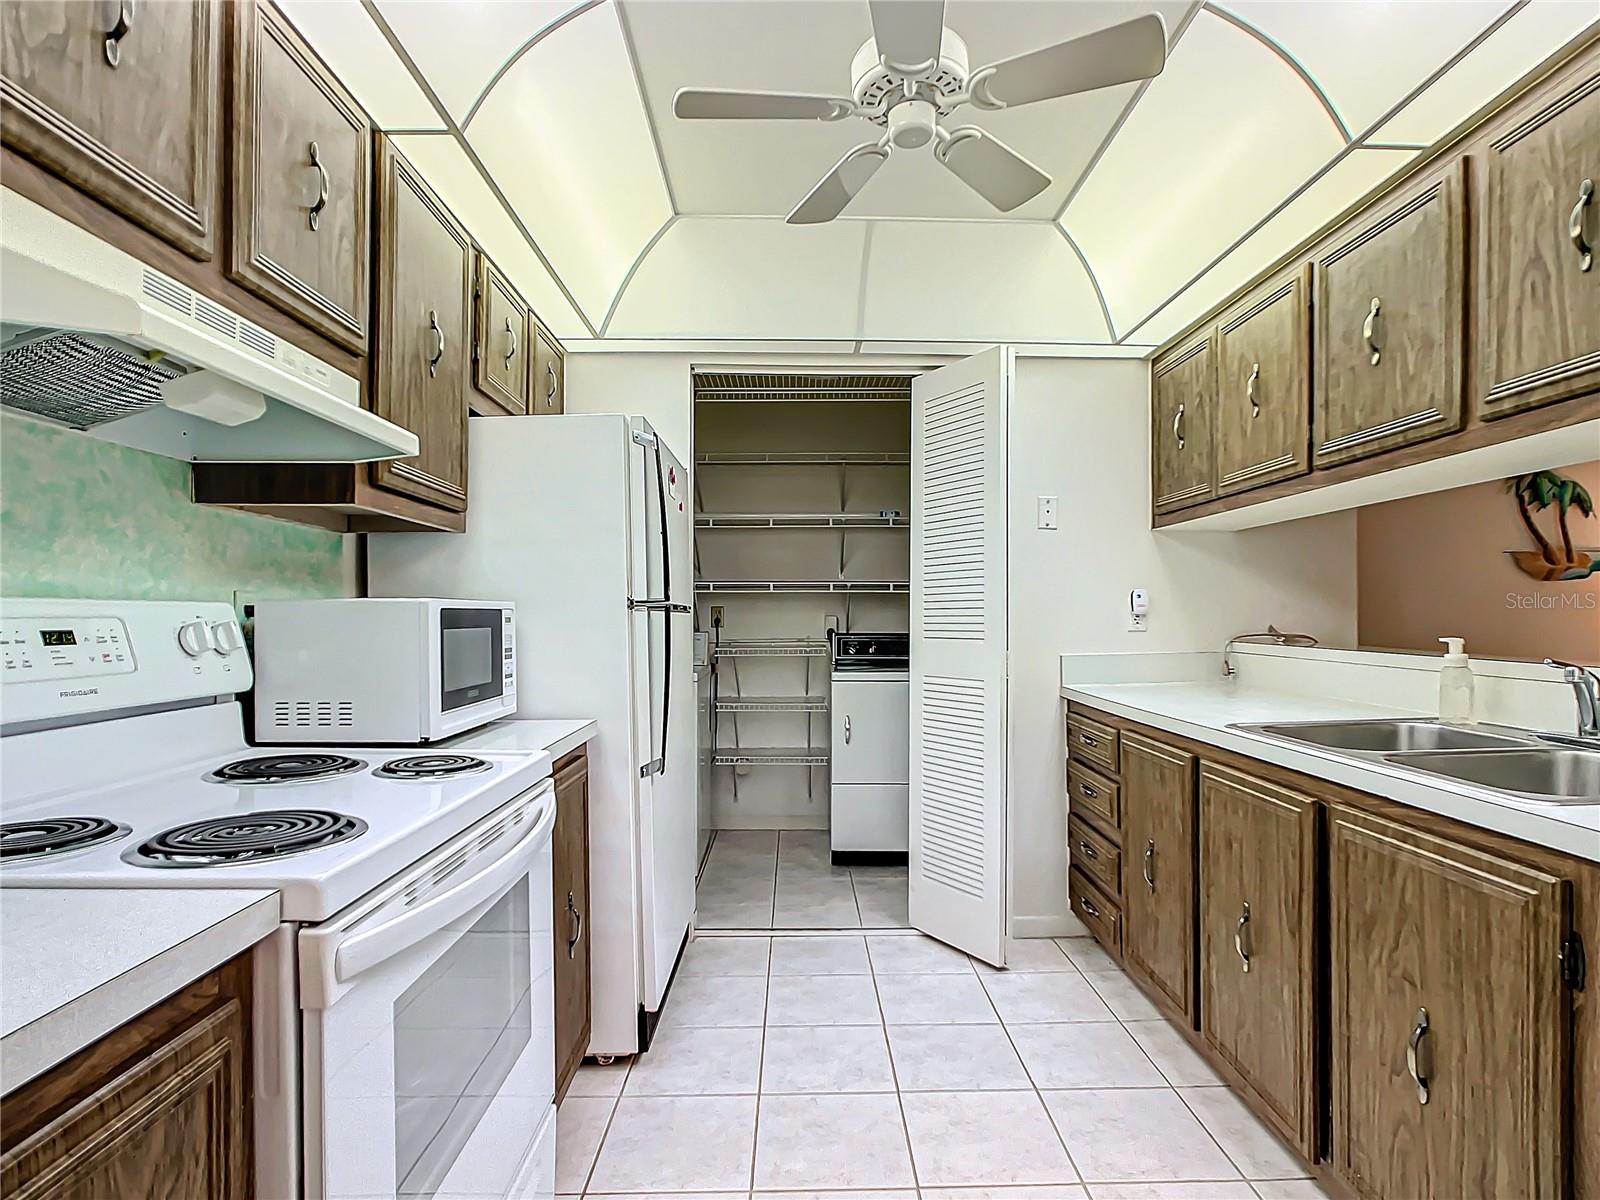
[
  {"left": 867, "top": 938, "right": 923, "bottom": 1195},
  {"left": 748, "top": 936, "right": 774, "bottom": 1193}
]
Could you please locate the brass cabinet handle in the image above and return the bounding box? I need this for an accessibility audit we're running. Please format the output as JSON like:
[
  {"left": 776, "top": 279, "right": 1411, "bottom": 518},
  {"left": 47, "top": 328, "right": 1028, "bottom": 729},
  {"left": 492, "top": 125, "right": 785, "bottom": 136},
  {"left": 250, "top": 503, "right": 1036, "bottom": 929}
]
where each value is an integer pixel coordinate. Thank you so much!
[
  {"left": 1173, "top": 403, "right": 1185, "bottom": 450},
  {"left": 546, "top": 360, "right": 558, "bottom": 404},
  {"left": 1572, "top": 178, "right": 1594, "bottom": 272},
  {"left": 1080, "top": 894, "right": 1101, "bottom": 918},
  {"left": 1235, "top": 901, "right": 1251, "bottom": 973},
  {"left": 1363, "top": 296, "right": 1382, "bottom": 365},
  {"left": 1081, "top": 732, "right": 1099, "bottom": 748},
  {"left": 427, "top": 310, "right": 444, "bottom": 378},
  {"left": 104, "top": 0, "right": 134, "bottom": 67},
  {"left": 567, "top": 890, "right": 583, "bottom": 958},
  {"left": 1077, "top": 838, "right": 1099, "bottom": 860},
  {"left": 1078, "top": 782, "right": 1097, "bottom": 800},
  {"left": 1143, "top": 839, "right": 1156, "bottom": 890},
  {"left": 1407, "top": 1007, "right": 1431, "bottom": 1105},
  {"left": 503, "top": 317, "right": 517, "bottom": 366},
  {"left": 307, "top": 141, "right": 329, "bottom": 231},
  {"left": 1246, "top": 361, "right": 1260, "bottom": 418}
]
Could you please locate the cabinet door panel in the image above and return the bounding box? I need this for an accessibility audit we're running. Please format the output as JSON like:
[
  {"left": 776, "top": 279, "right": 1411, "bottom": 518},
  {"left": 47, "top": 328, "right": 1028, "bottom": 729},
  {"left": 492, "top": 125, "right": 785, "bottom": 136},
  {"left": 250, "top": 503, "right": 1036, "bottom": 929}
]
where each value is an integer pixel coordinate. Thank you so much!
[
  {"left": 1477, "top": 63, "right": 1600, "bottom": 418},
  {"left": 228, "top": 0, "right": 370, "bottom": 354},
  {"left": 533, "top": 325, "right": 565, "bottom": 415},
  {"left": 1121, "top": 733, "right": 1196, "bottom": 1021},
  {"left": 370, "top": 139, "right": 470, "bottom": 512},
  {"left": 1199, "top": 764, "right": 1317, "bottom": 1157},
  {"left": 1329, "top": 805, "right": 1569, "bottom": 1200},
  {"left": 553, "top": 752, "right": 592, "bottom": 1102},
  {"left": 1314, "top": 162, "right": 1466, "bottom": 466},
  {"left": 1214, "top": 267, "right": 1311, "bottom": 496},
  {"left": 473, "top": 253, "right": 530, "bottom": 416},
  {"left": 1152, "top": 334, "right": 1216, "bottom": 512},
  {"left": 0, "top": 0, "right": 220, "bottom": 258}
]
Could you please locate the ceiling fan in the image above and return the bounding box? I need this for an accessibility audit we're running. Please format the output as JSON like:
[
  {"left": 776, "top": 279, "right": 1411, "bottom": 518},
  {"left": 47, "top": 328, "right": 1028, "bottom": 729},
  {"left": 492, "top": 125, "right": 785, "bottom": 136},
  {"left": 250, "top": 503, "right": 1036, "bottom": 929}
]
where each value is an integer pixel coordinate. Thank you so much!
[{"left": 672, "top": 1, "right": 1168, "bottom": 224}]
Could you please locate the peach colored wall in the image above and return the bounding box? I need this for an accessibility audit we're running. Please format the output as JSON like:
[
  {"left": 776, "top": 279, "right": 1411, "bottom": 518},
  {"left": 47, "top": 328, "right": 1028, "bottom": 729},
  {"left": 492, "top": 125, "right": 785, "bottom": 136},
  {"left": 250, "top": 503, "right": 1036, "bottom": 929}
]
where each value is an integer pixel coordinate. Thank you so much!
[{"left": 1357, "top": 461, "right": 1600, "bottom": 665}]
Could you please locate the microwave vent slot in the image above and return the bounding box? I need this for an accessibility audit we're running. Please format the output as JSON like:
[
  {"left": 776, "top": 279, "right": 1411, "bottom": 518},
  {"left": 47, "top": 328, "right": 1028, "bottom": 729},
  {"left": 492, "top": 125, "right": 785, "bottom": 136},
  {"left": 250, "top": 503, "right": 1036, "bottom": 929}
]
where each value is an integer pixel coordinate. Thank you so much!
[
  {"left": 271, "top": 699, "right": 354, "bottom": 729},
  {"left": 0, "top": 330, "right": 186, "bottom": 429}
]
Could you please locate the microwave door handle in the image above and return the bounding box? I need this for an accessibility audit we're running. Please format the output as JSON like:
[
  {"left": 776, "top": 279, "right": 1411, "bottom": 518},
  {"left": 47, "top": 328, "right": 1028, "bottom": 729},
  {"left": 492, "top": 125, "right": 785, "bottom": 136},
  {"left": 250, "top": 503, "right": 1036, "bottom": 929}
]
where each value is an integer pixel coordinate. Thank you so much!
[{"left": 328, "top": 798, "right": 556, "bottom": 985}]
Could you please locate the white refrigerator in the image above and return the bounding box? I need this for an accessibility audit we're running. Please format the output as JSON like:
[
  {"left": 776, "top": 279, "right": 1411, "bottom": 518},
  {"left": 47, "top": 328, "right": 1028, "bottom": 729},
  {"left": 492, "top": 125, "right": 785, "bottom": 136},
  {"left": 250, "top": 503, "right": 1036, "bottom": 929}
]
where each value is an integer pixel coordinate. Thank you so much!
[{"left": 369, "top": 414, "right": 697, "bottom": 1057}]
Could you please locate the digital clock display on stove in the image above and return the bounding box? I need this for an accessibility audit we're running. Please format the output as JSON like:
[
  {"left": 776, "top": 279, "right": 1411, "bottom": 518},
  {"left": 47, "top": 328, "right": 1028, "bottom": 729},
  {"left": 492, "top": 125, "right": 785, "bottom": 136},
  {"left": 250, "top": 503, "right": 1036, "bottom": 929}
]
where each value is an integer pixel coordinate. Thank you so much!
[{"left": 40, "top": 630, "right": 77, "bottom": 646}]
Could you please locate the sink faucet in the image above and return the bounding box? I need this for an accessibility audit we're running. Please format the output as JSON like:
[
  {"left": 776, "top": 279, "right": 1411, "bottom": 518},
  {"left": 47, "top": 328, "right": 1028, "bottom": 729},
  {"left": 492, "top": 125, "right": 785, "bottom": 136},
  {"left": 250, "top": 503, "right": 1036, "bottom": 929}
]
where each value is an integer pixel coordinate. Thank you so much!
[
  {"left": 1222, "top": 626, "right": 1319, "bottom": 678},
  {"left": 1544, "top": 658, "right": 1600, "bottom": 740}
]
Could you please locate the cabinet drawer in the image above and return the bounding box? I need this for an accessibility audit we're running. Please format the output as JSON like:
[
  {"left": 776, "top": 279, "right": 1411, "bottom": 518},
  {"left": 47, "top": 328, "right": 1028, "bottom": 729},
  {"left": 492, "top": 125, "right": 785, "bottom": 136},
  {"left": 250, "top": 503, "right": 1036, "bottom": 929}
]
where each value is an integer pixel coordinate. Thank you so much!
[
  {"left": 1067, "top": 714, "right": 1120, "bottom": 775},
  {"left": 532, "top": 325, "right": 564, "bottom": 415},
  {"left": 1069, "top": 867, "right": 1122, "bottom": 958},
  {"left": 1068, "top": 762, "right": 1121, "bottom": 835},
  {"left": 1068, "top": 813, "right": 1121, "bottom": 897},
  {"left": 473, "top": 252, "right": 530, "bottom": 416}
]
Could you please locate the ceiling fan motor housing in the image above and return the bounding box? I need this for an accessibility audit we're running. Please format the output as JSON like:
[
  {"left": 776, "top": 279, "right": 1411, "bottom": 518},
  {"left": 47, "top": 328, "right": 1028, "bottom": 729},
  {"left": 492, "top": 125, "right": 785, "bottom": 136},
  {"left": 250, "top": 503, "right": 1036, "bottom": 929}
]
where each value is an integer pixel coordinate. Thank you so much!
[{"left": 851, "top": 29, "right": 970, "bottom": 122}]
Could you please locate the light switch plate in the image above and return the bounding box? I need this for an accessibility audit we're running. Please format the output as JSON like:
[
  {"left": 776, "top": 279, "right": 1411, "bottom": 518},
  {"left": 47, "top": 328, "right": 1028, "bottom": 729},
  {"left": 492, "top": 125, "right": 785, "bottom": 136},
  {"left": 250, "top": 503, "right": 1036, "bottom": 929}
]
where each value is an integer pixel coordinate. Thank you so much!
[{"left": 1037, "top": 495, "right": 1058, "bottom": 529}]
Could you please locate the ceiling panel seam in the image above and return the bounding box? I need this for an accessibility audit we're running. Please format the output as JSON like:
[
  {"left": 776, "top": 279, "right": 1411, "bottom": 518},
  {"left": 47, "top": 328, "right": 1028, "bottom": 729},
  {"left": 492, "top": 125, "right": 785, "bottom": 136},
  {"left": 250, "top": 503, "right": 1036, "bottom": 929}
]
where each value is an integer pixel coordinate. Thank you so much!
[
  {"left": 1054, "top": 225, "right": 1116, "bottom": 342},
  {"left": 613, "top": 0, "right": 680, "bottom": 214},
  {"left": 1051, "top": 0, "right": 1205, "bottom": 224},
  {"left": 359, "top": 0, "right": 600, "bottom": 337},
  {"left": 1116, "top": 0, "right": 1530, "bottom": 344},
  {"left": 460, "top": 0, "right": 607, "bottom": 131},
  {"left": 853, "top": 222, "right": 876, "bottom": 341},
  {"left": 1203, "top": 2, "right": 1353, "bottom": 143},
  {"left": 1361, "top": 141, "right": 1431, "bottom": 152},
  {"left": 600, "top": 214, "right": 679, "bottom": 336},
  {"left": 682, "top": 213, "right": 1063, "bottom": 226}
]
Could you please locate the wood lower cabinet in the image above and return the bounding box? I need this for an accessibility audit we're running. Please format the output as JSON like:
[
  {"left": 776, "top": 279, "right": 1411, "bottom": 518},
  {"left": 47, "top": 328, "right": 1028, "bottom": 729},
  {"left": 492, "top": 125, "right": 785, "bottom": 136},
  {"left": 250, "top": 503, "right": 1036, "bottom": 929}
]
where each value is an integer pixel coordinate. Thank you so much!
[
  {"left": 1120, "top": 732, "right": 1197, "bottom": 1022},
  {"left": 227, "top": 0, "right": 371, "bottom": 354},
  {"left": 552, "top": 747, "right": 592, "bottom": 1103},
  {"left": 473, "top": 252, "right": 532, "bottom": 417},
  {"left": 0, "top": 955, "right": 251, "bottom": 1199},
  {"left": 1476, "top": 55, "right": 1600, "bottom": 419},
  {"left": 0, "top": 0, "right": 221, "bottom": 259},
  {"left": 1328, "top": 804, "right": 1571, "bottom": 1200},
  {"left": 1199, "top": 763, "right": 1318, "bottom": 1160},
  {"left": 532, "top": 324, "right": 566, "bottom": 415},
  {"left": 1213, "top": 266, "right": 1311, "bottom": 495},
  {"left": 1152, "top": 333, "right": 1217, "bottom": 513}
]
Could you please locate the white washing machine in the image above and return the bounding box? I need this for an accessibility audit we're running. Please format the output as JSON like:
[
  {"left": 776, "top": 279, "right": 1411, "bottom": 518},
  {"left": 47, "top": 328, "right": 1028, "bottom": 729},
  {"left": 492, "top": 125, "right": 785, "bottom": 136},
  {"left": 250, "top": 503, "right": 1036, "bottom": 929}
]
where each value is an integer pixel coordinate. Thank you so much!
[{"left": 829, "top": 633, "right": 910, "bottom": 855}]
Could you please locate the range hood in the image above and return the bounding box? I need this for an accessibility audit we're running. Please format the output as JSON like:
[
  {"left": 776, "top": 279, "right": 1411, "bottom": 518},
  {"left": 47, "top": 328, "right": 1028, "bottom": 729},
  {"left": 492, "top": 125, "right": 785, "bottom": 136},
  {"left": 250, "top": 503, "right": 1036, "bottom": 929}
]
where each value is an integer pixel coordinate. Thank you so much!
[{"left": 0, "top": 190, "right": 418, "bottom": 463}]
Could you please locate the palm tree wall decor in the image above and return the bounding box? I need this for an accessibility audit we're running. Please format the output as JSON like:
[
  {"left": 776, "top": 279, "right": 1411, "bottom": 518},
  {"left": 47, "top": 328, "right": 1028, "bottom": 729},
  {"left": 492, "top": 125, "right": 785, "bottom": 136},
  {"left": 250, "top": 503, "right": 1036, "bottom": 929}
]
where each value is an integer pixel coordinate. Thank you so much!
[{"left": 1507, "top": 470, "right": 1597, "bottom": 581}]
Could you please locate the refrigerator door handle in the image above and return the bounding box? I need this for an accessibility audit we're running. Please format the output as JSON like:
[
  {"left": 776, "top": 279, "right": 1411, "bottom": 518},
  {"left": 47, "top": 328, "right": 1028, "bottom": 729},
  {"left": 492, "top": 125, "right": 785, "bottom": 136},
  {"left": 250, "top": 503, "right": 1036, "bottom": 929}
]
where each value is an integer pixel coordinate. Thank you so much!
[
  {"left": 629, "top": 599, "right": 691, "bottom": 613},
  {"left": 637, "top": 427, "right": 676, "bottom": 779}
]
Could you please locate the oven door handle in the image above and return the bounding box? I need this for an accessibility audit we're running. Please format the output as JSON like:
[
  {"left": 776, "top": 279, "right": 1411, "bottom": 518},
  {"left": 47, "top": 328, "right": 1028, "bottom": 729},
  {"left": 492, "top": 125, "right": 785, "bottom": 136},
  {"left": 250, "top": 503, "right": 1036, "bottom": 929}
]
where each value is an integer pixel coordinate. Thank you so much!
[{"left": 310, "top": 792, "right": 556, "bottom": 997}]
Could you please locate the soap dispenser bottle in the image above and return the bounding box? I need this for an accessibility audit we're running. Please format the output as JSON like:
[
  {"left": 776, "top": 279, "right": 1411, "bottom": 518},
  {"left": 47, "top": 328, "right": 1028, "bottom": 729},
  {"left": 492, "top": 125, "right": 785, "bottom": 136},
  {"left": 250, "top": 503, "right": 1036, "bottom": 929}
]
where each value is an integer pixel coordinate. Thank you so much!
[{"left": 1437, "top": 637, "right": 1475, "bottom": 724}]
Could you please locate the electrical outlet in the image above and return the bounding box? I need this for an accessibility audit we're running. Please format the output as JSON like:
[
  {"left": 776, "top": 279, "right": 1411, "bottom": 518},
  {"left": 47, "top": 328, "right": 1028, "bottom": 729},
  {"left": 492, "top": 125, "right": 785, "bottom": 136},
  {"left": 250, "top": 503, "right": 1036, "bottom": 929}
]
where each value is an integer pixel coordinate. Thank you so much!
[
  {"left": 1128, "top": 613, "right": 1149, "bottom": 633},
  {"left": 824, "top": 613, "right": 841, "bottom": 634},
  {"left": 1037, "top": 495, "right": 1058, "bottom": 530},
  {"left": 710, "top": 605, "right": 725, "bottom": 628}
]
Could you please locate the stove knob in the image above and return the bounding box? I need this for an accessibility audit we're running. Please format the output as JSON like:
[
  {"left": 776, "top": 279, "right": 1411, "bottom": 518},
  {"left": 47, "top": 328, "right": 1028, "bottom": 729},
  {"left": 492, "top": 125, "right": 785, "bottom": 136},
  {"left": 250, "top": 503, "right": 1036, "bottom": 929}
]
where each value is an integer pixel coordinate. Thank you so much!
[
  {"left": 177, "top": 619, "right": 216, "bottom": 658},
  {"left": 211, "top": 620, "right": 244, "bottom": 655}
]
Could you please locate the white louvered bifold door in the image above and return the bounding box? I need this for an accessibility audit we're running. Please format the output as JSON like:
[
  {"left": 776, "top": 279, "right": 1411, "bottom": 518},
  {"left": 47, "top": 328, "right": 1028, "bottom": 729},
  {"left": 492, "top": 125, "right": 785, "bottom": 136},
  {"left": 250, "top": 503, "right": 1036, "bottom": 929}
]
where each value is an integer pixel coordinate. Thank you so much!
[{"left": 909, "top": 347, "right": 1008, "bottom": 968}]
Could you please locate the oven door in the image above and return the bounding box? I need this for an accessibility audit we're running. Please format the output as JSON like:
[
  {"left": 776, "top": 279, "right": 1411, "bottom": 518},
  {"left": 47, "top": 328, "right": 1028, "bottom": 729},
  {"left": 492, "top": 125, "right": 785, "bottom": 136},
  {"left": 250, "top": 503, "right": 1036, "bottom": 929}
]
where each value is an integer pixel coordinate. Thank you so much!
[{"left": 299, "top": 785, "right": 556, "bottom": 1200}]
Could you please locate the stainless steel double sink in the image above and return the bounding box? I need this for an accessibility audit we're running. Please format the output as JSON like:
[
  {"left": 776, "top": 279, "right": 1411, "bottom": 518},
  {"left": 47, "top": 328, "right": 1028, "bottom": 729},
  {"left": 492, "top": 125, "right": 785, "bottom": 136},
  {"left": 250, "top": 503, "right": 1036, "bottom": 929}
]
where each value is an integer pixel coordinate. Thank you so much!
[{"left": 1229, "top": 719, "right": 1600, "bottom": 805}]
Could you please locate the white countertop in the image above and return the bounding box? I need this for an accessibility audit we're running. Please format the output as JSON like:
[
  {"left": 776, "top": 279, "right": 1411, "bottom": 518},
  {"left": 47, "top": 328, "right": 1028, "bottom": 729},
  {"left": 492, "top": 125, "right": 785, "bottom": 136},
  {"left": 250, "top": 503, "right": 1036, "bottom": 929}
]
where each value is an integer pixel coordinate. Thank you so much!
[
  {"left": 1061, "top": 681, "right": 1600, "bottom": 863},
  {"left": 1, "top": 888, "right": 280, "bottom": 1091},
  {"left": 444, "top": 717, "right": 598, "bottom": 761}
]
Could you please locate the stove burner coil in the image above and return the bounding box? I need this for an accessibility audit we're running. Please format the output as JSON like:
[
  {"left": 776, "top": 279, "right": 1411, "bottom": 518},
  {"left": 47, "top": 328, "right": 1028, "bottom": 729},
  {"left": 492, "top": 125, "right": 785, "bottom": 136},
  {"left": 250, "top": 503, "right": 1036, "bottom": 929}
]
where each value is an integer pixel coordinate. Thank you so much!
[
  {"left": 0, "top": 816, "right": 130, "bottom": 862},
  {"left": 373, "top": 754, "right": 493, "bottom": 781},
  {"left": 126, "top": 810, "right": 367, "bottom": 868},
  {"left": 207, "top": 754, "right": 367, "bottom": 785}
]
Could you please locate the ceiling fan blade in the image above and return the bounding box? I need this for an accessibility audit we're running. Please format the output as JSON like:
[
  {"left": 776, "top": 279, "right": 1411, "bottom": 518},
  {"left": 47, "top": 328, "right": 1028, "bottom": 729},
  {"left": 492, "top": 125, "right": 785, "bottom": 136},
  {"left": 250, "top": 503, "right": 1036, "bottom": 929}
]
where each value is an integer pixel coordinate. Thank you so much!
[
  {"left": 787, "top": 142, "right": 889, "bottom": 225},
  {"left": 673, "top": 88, "right": 853, "bottom": 120},
  {"left": 868, "top": 0, "right": 947, "bottom": 72},
  {"left": 972, "top": 12, "right": 1167, "bottom": 109},
  {"left": 937, "top": 128, "right": 1051, "bottom": 213}
]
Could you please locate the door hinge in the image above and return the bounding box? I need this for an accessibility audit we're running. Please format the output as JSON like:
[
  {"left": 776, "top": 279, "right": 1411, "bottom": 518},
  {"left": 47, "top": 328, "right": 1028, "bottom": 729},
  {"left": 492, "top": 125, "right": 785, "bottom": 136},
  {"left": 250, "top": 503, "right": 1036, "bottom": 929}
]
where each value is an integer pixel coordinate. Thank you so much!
[{"left": 1560, "top": 932, "right": 1586, "bottom": 991}]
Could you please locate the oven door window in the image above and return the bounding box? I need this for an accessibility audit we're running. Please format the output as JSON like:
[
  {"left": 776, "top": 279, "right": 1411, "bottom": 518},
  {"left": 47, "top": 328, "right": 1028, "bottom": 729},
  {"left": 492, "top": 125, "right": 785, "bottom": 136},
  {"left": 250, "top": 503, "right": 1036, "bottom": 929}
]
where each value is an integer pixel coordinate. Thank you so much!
[{"left": 440, "top": 608, "right": 503, "bottom": 712}]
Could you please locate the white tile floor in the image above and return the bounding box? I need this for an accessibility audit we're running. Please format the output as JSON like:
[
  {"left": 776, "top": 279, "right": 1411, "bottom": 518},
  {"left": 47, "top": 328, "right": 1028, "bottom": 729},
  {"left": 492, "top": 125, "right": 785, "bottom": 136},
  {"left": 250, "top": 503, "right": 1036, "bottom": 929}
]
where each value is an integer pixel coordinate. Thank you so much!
[
  {"left": 557, "top": 928, "right": 1335, "bottom": 1200},
  {"left": 697, "top": 830, "right": 909, "bottom": 931}
]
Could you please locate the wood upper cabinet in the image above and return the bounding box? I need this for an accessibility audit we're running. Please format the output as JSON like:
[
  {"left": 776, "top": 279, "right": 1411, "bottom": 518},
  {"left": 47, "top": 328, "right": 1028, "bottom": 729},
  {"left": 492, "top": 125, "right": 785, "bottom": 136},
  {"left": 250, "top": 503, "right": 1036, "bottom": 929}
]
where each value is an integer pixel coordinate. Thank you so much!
[
  {"left": 1120, "top": 732, "right": 1197, "bottom": 1022},
  {"left": 532, "top": 323, "right": 566, "bottom": 415},
  {"left": 227, "top": 0, "right": 371, "bottom": 354},
  {"left": 1199, "top": 764, "right": 1318, "bottom": 1159},
  {"left": 370, "top": 136, "right": 471, "bottom": 512},
  {"left": 1313, "top": 160, "right": 1466, "bottom": 467},
  {"left": 552, "top": 748, "right": 592, "bottom": 1103},
  {"left": 1476, "top": 58, "right": 1600, "bottom": 419},
  {"left": 1328, "top": 804, "right": 1571, "bottom": 1200},
  {"left": 0, "top": 0, "right": 221, "bottom": 258},
  {"left": 473, "top": 252, "right": 532, "bottom": 416},
  {"left": 1152, "top": 333, "right": 1216, "bottom": 513},
  {"left": 1213, "top": 266, "right": 1311, "bottom": 496}
]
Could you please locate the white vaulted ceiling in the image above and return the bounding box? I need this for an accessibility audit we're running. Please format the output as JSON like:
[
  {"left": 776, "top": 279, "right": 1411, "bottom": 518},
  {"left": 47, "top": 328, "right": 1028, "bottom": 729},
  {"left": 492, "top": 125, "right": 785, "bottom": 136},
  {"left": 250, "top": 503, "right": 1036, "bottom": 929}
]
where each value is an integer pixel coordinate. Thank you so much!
[{"left": 278, "top": 0, "right": 1599, "bottom": 348}]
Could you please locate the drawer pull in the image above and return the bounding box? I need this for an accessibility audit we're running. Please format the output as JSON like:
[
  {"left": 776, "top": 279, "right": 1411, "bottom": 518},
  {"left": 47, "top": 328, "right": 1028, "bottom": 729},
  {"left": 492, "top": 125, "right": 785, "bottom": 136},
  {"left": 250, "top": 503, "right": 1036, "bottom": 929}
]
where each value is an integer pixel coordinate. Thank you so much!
[
  {"left": 1246, "top": 361, "right": 1260, "bottom": 418},
  {"left": 1143, "top": 839, "right": 1155, "bottom": 890},
  {"left": 1572, "top": 178, "right": 1594, "bottom": 272},
  {"left": 1363, "top": 296, "right": 1382, "bottom": 366},
  {"left": 1406, "top": 1007, "right": 1431, "bottom": 1106},
  {"left": 307, "top": 141, "right": 329, "bottom": 231},
  {"left": 566, "top": 890, "right": 583, "bottom": 958},
  {"left": 104, "top": 0, "right": 134, "bottom": 67},
  {"left": 1173, "top": 403, "right": 1185, "bottom": 451},
  {"left": 1235, "top": 901, "right": 1251, "bottom": 973},
  {"left": 1080, "top": 732, "right": 1100, "bottom": 748},
  {"left": 1077, "top": 839, "right": 1099, "bottom": 861},
  {"left": 1079, "top": 782, "right": 1097, "bottom": 800},
  {"left": 504, "top": 317, "right": 518, "bottom": 366},
  {"left": 427, "top": 310, "right": 445, "bottom": 378},
  {"left": 1079, "top": 894, "right": 1101, "bottom": 918}
]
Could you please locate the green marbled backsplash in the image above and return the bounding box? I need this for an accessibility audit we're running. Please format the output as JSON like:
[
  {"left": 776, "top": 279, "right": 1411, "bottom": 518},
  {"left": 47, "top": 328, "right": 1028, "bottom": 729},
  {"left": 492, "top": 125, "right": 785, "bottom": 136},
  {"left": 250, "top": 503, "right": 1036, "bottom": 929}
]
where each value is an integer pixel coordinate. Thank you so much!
[{"left": 1, "top": 414, "right": 350, "bottom": 605}]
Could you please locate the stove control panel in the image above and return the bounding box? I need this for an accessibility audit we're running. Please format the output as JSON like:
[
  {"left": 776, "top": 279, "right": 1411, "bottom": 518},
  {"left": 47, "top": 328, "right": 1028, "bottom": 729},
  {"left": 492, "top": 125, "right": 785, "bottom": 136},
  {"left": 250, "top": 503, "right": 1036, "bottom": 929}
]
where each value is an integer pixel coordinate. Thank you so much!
[{"left": 2, "top": 616, "right": 135, "bottom": 682}]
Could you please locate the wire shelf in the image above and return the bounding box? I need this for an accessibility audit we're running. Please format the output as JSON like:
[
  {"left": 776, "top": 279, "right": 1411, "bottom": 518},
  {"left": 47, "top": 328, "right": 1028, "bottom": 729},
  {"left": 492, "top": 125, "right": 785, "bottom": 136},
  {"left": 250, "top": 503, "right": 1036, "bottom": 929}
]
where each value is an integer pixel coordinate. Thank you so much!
[
  {"left": 712, "top": 745, "right": 830, "bottom": 766},
  {"left": 695, "top": 451, "right": 910, "bottom": 466},
  {"left": 715, "top": 694, "right": 828, "bottom": 713},
  {"left": 696, "top": 580, "right": 909, "bottom": 594},
  {"left": 714, "top": 638, "right": 829, "bottom": 658},
  {"left": 696, "top": 512, "right": 908, "bottom": 529}
]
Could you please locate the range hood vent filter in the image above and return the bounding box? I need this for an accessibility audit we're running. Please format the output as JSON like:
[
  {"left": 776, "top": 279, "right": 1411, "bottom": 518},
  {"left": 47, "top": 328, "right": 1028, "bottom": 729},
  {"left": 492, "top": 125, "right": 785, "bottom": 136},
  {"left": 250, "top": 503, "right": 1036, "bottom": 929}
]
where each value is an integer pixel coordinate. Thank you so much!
[{"left": 0, "top": 331, "right": 188, "bottom": 430}]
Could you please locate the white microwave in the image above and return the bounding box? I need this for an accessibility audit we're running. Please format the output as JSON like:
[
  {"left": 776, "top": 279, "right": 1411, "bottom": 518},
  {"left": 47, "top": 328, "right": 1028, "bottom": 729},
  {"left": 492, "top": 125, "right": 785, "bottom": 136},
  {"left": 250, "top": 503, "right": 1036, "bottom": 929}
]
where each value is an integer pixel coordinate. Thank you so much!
[{"left": 251, "top": 598, "right": 516, "bottom": 744}]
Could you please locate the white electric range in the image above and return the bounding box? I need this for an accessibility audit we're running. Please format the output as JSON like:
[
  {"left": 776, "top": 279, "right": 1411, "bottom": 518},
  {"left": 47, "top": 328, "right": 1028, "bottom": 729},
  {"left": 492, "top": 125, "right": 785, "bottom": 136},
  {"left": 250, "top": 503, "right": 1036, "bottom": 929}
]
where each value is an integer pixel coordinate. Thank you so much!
[{"left": 0, "top": 598, "right": 559, "bottom": 1200}]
